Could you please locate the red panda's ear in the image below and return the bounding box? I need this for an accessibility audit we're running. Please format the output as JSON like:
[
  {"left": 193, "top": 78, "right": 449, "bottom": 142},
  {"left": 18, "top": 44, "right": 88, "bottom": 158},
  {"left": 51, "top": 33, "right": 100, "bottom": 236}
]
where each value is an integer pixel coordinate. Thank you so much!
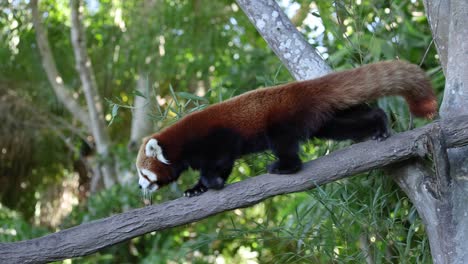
[{"left": 145, "top": 138, "right": 170, "bottom": 164}]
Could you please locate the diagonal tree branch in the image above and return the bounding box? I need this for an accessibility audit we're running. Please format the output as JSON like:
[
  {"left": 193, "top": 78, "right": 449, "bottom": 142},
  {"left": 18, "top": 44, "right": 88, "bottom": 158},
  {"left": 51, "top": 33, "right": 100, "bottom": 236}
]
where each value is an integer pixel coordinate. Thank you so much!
[
  {"left": 30, "top": 0, "right": 90, "bottom": 127},
  {"left": 0, "top": 115, "right": 467, "bottom": 263},
  {"left": 235, "top": 0, "right": 331, "bottom": 79}
]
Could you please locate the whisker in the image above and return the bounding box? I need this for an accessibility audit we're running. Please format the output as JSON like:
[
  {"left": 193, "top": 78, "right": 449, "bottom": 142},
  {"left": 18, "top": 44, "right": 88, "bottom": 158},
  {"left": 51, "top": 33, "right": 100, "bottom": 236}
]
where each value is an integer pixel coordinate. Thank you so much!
[{"left": 141, "top": 188, "right": 153, "bottom": 206}]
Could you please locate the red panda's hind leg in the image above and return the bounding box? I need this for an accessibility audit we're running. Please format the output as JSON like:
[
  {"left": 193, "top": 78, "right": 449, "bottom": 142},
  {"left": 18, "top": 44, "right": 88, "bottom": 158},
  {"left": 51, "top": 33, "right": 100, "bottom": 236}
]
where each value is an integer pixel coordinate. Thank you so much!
[
  {"left": 266, "top": 123, "right": 303, "bottom": 174},
  {"left": 315, "top": 105, "right": 389, "bottom": 142}
]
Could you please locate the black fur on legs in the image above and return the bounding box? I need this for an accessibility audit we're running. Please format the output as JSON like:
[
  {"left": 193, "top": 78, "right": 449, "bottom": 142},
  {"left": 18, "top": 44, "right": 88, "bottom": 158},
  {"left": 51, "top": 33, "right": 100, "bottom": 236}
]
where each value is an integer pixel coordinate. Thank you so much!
[
  {"left": 316, "top": 104, "right": 389, "bottom": 141},
  {"left": 266, "top": 121, "right": 304, "bottom": 174},
  {"left": 181, "top": 128, "right": 241, "bottom": 196}
]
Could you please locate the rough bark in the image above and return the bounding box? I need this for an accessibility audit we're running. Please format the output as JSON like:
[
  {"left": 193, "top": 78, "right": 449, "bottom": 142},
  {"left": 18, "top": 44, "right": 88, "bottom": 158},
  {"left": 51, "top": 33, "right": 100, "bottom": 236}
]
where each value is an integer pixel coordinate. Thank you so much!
[
  {"left": 0, "top": 116, "right": 467, "bottom": 263},
  {"left": 440, "top": 0, "right": 468, "bottom": 117},
  {"left": 438, "top": 0, "right": 468, "bottom": 262},
  {"left": 70, "top": 0, "right": 116, "bottom": 188},
  {"left": 235, "top": 0, "right": 331, "bottom": 79},
  {"left": 30, "top": 0, "right": 90, "bottom": 127}
]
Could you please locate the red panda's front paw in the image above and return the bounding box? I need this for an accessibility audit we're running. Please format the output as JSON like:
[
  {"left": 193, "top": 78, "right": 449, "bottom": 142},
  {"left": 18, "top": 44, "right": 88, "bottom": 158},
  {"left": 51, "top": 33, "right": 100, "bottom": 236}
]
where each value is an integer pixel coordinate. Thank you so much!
[
  {"left": 371, "top": 131, "right": 390, "bottom": 141},
  {"left": 370, "top": 125, "right": 390, "bottom": 141},
  {"left": 183, "top": 184, "right": 207, "bottom": 197}
]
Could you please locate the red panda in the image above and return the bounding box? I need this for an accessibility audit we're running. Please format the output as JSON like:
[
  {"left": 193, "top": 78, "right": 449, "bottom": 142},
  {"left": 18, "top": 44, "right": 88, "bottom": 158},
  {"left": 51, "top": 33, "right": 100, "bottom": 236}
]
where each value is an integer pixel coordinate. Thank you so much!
[{"left": 136, "top": 60, "right": 437, "bottom": 197}]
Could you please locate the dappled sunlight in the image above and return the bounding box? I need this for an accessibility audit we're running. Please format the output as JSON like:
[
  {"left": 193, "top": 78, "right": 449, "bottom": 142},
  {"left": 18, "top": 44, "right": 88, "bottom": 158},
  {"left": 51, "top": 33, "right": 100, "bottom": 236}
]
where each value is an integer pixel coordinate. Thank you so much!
[{"left": 35, "top": 172, "right": 80, "bottom": 228}]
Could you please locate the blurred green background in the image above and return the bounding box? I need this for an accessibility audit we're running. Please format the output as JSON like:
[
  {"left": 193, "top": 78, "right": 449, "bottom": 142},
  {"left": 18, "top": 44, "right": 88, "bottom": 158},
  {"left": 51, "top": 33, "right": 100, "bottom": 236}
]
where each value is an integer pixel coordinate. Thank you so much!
[{"left": 0, "top": 0, "right": 444, "bottom": 263}]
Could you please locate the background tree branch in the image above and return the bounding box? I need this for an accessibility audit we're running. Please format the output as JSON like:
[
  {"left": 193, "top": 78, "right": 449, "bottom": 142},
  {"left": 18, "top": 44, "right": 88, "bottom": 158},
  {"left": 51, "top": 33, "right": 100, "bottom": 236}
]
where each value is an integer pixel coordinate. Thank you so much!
[
  {"left": 70, "top": 0, "right": 116, "bottom": 188},
  {"left": 30, "top": 0, "right": 90, "bottom": 127},
  {"left": 0, "top": 115, "right": 467, "bottom": 263}
]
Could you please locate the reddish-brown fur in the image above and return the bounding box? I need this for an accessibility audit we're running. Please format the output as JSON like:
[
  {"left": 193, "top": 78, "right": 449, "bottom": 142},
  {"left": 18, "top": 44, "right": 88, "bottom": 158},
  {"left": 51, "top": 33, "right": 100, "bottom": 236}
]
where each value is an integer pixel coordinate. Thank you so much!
[{"left": 137, "top": 60, "right": 437, "bottom": 191}]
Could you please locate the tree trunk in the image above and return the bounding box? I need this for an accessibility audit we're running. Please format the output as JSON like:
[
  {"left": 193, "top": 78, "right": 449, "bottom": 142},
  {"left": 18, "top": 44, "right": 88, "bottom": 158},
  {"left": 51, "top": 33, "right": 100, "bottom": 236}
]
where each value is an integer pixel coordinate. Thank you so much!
[
  {"left": 396, "top": 0, "right": 468, "bottom": 263},
  {"left": 30, "top": 0, "right": 90, "bottom": 127},
  {"left": 70, "top": 0, "right": 116, "bottom": 188},
  {"left": 437, "top": 0, "right": 468, "bottom": 261}
]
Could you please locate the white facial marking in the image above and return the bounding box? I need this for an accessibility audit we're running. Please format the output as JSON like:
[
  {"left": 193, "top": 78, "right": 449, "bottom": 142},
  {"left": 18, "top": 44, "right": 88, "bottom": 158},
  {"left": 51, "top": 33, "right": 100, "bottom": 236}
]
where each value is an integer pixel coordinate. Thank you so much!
[
  {"left": 138, "top": 175, "right": 151, "bottom": 189},
  {"left": 141, "top": 168, "right": 157, "bottom": 181},
  {"left": 145, "top": 138, "right": 170, "bottom": 164},
  {"left": 138, "top": 168, "right": 159, "bottom": 193}
]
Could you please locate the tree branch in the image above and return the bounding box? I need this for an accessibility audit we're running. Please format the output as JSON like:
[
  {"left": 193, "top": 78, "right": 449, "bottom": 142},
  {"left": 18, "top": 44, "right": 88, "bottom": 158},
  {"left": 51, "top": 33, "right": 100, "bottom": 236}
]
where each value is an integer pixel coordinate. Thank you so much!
[
  {"left": 70, "top": 0, "right": 116, "bottom": 187},
  {"left": 1, "top": 115, "right": 467, "bottom": 263},
  {"left": 30, "top": 0, "right": 90, "bottom": 127},
  {"left": 235, "top": 0, "right": 331, "bottom": 79}
]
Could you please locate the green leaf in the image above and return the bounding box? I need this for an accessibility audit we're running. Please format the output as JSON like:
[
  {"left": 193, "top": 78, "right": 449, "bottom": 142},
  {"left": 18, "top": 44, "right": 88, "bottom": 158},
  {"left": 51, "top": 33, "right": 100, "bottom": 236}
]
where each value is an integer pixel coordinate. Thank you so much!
[
  {"left": 187, "top": 104, "right": 207, "bottom": 113},
  {"left": 177, "top": 92, "right": 208, "bottom": 102},
  {"left": 112, "top": 104, "right": 119, "bottom": 117},
  {"left": 108, "top": 104, "right": 119, "bottom": 126},
  {"left": 169, "top": 84, "right": 179, "bottom": 107}
]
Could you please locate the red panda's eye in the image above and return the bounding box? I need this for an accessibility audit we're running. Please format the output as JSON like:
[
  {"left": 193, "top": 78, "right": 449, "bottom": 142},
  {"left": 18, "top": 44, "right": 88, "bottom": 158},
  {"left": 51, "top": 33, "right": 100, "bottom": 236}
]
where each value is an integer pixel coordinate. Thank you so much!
[{"left": 141, "top": 173, "right": 152, "bottom": 183}]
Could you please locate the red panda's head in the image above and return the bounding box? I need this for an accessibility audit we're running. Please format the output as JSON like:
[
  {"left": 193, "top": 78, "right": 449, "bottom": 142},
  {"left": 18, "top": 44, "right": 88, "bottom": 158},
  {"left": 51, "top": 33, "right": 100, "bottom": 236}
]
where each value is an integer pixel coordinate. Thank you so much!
[{"left": 135, "top": 136, "right": 174, "bottom": 193}]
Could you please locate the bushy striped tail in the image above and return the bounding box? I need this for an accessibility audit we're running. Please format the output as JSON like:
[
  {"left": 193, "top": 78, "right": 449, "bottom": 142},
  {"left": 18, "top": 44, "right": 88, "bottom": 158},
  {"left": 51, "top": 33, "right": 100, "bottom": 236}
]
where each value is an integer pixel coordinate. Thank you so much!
[{"left": 321, "top": 60, "right": 437, "bottom": 119}]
